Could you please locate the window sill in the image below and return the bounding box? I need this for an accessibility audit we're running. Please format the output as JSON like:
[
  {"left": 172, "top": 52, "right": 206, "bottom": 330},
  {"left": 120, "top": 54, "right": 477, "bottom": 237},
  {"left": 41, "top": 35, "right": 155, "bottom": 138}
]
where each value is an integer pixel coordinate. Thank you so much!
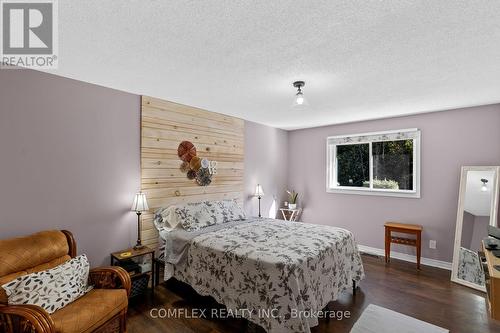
[{"left": 326, "top": 187, "right": 420, "bottom": 198}]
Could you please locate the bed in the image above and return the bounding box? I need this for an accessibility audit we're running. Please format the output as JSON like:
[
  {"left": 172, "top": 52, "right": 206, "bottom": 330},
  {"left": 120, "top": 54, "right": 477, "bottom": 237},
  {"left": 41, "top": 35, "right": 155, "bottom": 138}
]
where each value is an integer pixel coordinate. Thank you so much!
[{"left": 155, "top": 200, "right": 365, "bottom": 333}]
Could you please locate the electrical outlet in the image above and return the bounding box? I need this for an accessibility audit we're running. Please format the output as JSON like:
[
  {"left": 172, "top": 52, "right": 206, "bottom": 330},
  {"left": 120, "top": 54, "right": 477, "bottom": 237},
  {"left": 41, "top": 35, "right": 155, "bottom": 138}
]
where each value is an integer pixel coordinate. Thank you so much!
[{"left": 429, "top": 240, "right": 437, "bottom": 249}]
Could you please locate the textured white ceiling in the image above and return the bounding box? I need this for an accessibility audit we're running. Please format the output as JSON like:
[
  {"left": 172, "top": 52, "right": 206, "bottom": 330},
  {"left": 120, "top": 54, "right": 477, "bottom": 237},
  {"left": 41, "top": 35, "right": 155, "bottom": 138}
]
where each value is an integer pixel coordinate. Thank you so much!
[{"left": 44, "top": 0, "right": 500, "bottom": 129}]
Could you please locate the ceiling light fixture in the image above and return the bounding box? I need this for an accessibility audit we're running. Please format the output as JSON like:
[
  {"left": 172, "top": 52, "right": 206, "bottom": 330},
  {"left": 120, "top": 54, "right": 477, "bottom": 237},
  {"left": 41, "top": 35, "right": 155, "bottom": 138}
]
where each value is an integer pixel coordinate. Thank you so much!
[
  {"left": 293, "top": 81, "right": 306, "bottom": 106},
  {"left": 481, "top": 178, "right": 488, "bottom": 192}
]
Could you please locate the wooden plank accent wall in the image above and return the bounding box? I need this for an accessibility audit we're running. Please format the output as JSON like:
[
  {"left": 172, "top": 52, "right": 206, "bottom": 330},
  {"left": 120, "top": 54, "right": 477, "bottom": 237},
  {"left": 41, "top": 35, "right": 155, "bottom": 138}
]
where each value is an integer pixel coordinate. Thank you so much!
[{"left": 141, "top": 96, "right": 245, "bottom": 248}]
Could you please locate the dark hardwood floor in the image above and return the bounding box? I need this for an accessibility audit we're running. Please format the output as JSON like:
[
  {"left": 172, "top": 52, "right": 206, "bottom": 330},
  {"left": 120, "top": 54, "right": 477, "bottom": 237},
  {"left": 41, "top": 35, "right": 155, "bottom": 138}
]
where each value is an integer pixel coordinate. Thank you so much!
[{"left": 127, "top": 254, "right": 500, "bottom": 333}]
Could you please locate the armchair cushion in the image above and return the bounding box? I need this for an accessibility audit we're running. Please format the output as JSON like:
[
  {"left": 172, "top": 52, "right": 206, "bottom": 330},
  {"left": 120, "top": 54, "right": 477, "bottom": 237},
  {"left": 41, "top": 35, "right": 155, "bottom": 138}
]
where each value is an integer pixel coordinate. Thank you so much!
[
  {"left": 51, "top": 289, "right": 128, "bottom": 333},
  {"left": 26, "top": 255, "right": 72, "bottom": 274},
  {"left": 0, "top": 231, "right": 70, "bottom": 277},
  {"left": 2, "top": 255, "right": 92, "bottom": 314}
]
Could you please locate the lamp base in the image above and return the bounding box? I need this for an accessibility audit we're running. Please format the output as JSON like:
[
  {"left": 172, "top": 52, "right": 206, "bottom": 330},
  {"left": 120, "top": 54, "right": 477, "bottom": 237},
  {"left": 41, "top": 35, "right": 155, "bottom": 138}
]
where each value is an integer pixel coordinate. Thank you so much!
[
  {"left": 134, "top": 211, "right": 145, "bottom": 251},
  {"left": 133, "top": 244, "right": 146, "bottom": 250},
  {"left": 258, "top": 196, "right": 262, "bottom": 218}
]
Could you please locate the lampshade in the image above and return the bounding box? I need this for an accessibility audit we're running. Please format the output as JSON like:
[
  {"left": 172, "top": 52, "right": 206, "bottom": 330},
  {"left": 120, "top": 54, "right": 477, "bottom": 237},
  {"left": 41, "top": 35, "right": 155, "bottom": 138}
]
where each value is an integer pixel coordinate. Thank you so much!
[
  {"left": 481, "top": 178, "right": 488, "bottom": 192},
  {"left": 295, "top": 91, "right": 305, "bottom": 105},
  {"left": 131, "top": 192, "right": 149, "bottom": 212},
  {"left": 254, "top": 184, "right": 264, "bottom": 197}
]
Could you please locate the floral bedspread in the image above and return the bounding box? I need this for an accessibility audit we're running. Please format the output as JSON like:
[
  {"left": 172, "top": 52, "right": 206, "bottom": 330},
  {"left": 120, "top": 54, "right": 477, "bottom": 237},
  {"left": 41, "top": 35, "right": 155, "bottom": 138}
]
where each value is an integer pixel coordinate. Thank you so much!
[{"left": 163, "top": 218, "right": 364, "bottom": 333}]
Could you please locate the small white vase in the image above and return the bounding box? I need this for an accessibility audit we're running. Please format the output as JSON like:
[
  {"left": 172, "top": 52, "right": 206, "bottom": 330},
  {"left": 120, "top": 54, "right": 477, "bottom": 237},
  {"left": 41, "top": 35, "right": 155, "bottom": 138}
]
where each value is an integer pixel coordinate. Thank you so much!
[{"left": 289, "top": 203, "right": 297, "bottom": 210}]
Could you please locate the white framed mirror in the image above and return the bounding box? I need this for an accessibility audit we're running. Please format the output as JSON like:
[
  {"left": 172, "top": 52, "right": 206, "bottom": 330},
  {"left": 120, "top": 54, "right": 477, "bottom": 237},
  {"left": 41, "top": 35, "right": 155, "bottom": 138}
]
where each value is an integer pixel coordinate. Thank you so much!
[{"left": 451, "top": 166, "right": 500, "bottom": 291}]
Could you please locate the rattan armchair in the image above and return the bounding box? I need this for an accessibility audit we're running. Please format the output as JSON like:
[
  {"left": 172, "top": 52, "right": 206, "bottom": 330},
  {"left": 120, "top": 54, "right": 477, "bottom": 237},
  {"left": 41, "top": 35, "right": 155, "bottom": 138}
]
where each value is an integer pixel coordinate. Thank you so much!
[{"left": 0, "top": 230, "right": 131, "bottom": 333}]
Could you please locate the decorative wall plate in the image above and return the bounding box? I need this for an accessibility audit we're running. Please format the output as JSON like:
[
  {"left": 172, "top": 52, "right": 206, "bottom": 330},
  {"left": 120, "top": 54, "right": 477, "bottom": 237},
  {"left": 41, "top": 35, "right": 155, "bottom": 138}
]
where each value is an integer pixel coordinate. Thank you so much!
[
  {"left": 201, "top": 158, "right": 210, "bottom": 169},
  {"left": 178, "top": 141, "right": 197, "bottom": 162},
  {"left": 187, "top": 169, "right": 197, "bottom": 180},
  {"left": 209, "top": 160, "right": 218, "bottom": 175},
  {"left": 190, "top": 156, "right": 202, "bottom": 171},
  {"left": 196, "top": 168, "right": 212, "bottom": 186},
  {"left": 180, "top": 161, "right": 190, "bottom": 172}
]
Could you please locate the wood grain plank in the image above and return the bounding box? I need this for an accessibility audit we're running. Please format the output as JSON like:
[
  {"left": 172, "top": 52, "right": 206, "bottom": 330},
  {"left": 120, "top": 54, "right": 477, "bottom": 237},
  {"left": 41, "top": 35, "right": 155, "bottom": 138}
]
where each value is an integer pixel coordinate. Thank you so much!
[
  {"left": 142, "top": 177, "right": 243, "bottom": 188},
  {"left": 142, "top": 239, "right": 158, "bottom": 247},
  {"left": 142, "top": 158, "right": 244, "bottom": 170},
  {"left": 143, "top": 107, "right": 243, "bottom": 135},
  {"left": 142, "top": 137, "right": 243, "bottom": 155},
  {"left": 142, "top": 228, "right": 159, "bottom": 242},
  {"left": 142, "top": 96, "right": 243, "bottom": 127},
  {"left": 142, "top": 120, "right": 244, "bottom": 144},
  {"left": 143, "top": 184, "right": 244, "bottom": 199},
  {"left": 148, "top": 192, "right": 243, "bottom": 210},
  {"left": 142, "top": 127, "right": 244, "bottom": 147},
  {"left": 141, "top": 179, "right": 243, "bottom": 190},
  {"left": 142, "top": 218, "right": 155, "bottom": 231},
  {"left": 142, "top": 117, "right": 243, "bottom": 141},
  {"left": 142, "top": 168, "right": 243, "bottom": 179},
  {"left": 142, "top": 147, "right": 243, "bottom": 162}
]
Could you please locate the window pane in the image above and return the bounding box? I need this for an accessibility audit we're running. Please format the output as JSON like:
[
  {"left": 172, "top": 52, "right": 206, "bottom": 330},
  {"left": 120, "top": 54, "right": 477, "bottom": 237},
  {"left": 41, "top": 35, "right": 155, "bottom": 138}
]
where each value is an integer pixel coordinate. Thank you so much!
[
  {"left": 372, "top": 140, "right": 413, "bottom": 190},
  {"left": 336, "top": 144, "right": 369, "bottom": 187}
]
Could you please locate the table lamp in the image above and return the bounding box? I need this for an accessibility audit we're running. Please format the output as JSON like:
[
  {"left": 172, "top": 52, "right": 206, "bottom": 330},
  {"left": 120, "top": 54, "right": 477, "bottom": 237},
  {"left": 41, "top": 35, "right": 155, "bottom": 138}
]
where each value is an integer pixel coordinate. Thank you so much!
[
  {"left": 254, "top": 184, "right": 264, "bottom": 218},
  {"left": 131, "top": 192, "right": 149, "bottom": 250}
]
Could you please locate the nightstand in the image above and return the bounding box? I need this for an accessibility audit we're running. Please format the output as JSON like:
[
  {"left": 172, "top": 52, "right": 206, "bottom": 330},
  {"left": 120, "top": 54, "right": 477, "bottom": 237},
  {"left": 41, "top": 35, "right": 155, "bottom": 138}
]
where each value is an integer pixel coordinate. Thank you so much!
[
  {"left": 111, "top": 246, "right": 155, "bottom": 298},
  {"left": 279, "top": 208, "right": 302, "bottom": 221}
]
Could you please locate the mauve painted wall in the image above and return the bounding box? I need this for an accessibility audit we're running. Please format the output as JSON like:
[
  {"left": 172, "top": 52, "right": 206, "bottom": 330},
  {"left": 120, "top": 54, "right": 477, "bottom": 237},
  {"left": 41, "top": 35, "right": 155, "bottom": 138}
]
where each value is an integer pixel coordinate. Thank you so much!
[
  {"left": 287, "top": 105, "right": 500, "bottom": 262},
  {"left": 0, "top": 69, "right": 140, "bottom": 267},
  {"left": 244, "top": 121, "right": 288, "bottom": 219}
]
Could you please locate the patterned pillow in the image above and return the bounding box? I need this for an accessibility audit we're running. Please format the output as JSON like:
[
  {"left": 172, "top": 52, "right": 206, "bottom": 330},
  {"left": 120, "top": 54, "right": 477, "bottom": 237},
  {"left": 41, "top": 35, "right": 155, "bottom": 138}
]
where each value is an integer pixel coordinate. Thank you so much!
[
  {"left": 1, "top": 254, "right": 92, "bottom": 314},
  {"left": 176, "top": 201, "right": 222, "bottom": 231},
  {"left": 154, "top": 206, "right": 180, "bottom": 230},
  {"left": 218, "top": 199, "right": 247, "bottom": 222}
]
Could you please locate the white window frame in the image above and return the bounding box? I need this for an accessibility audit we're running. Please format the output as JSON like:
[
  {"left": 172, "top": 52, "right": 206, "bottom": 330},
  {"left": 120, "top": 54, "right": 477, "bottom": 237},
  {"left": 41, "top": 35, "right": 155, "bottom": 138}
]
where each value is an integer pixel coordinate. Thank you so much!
[{"left": 326, "top": 128, "right": 421, "bottom": 198}]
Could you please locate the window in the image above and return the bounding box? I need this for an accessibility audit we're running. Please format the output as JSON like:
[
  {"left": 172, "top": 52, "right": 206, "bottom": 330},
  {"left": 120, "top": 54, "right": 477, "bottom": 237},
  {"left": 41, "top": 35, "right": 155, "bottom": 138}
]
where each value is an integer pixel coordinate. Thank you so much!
[{"left": 327, "top": 129, "right": 420, "bottom": 198}]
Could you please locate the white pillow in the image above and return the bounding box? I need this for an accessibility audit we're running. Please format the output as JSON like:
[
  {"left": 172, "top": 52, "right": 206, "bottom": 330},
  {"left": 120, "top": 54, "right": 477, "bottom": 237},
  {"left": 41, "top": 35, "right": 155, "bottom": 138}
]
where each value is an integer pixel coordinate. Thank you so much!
[{"left": 2, "top": 254, "right": 92, "bottom": 314}]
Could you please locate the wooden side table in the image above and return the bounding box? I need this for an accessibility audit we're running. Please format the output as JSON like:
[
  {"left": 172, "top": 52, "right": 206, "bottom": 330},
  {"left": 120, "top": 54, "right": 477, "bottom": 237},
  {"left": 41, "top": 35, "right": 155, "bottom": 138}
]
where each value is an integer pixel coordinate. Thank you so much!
[
  {"left": 384, "top": 222, "right": 423, "bottom": 269},
  {"left": 481, "top": 240, "right": 500, "bottom": 320},
  {"left": 280, "top": 208, "right": 302, "bottom": 221},
  {"left": 111, "top": 246, "right": 155, "bottom": 297}
]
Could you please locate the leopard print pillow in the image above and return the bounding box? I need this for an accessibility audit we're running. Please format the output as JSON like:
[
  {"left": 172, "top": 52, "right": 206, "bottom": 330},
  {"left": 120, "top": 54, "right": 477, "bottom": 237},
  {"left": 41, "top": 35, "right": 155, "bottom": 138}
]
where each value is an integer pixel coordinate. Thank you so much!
[{"left": 2, "top": 254, "right": 92, "bottom": 314}]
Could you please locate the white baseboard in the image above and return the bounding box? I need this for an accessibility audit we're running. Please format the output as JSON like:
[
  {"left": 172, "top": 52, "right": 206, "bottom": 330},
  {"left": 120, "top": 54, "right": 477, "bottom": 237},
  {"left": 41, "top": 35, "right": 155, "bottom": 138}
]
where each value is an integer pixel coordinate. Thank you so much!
[{"left": 358, "top": 244, "right": 452, "bottom": 271}]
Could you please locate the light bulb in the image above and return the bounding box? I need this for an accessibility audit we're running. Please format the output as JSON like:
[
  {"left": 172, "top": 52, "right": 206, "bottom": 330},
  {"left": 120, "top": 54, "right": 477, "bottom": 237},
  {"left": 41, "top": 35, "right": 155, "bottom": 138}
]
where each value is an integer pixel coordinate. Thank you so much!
[
  {"left": 295, "top": 91, "right": 306, "bottom": 105},
  {"left": 296, "top": 93, "right": 304, "bottom": 105},
  {"left": 481, "top": 178, "right": 488, "bottom": 192},
  {"left": 292, "top": 81, "right": 307, "bottom": 107}
]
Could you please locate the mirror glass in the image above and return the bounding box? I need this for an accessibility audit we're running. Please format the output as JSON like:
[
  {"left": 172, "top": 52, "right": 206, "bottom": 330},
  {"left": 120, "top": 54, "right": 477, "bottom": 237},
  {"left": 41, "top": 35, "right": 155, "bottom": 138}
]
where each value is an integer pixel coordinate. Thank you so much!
[{"left": 452, "top": 167, "right": 499, "bottom": 291}]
